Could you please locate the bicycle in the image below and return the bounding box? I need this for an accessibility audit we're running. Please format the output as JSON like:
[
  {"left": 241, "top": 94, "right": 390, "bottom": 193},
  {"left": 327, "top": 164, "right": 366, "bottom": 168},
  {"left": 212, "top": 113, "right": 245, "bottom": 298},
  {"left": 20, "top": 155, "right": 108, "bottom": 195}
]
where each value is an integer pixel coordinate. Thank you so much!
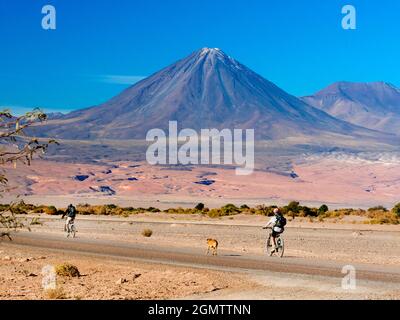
[
  {"left": 263, "top": 227, "right": 284, "bottom": 258},
  {"left": 65, "top": 218, "right": 76, "bottom": 238}
]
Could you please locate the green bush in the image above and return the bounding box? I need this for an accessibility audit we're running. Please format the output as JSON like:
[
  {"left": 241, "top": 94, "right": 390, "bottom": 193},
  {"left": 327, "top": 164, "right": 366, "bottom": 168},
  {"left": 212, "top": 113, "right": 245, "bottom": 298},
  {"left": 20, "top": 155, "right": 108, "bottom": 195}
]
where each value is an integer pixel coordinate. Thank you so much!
[
  {"left": 221, "top": 204, "right": 240, "bottom": 215},
  {"left": 392, "top": 203, "right": 400, "bottom": 217},
  {"left": 318, "top": 204, "right": 329, "bottom": 214},
  {"left": 301, "top": 206, "right": 318, "bottom": 217},
  {"left": 286, "top": 201, "right": 300, "bottom": 213},
  {"left": 368, "top": 205, "right": 387, "bottom": 212},
  {"left": 195, "top": 203, "right": 205, "bottom": 211}
]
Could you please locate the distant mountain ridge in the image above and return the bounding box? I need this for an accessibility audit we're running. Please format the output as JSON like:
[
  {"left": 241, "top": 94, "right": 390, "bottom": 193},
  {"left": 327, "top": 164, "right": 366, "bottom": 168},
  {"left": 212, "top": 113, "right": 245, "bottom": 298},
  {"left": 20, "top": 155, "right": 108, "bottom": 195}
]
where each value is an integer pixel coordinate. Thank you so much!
[
  {"left": 39, "top": 48, "right": 386, "bottom": 141},
  {"left": 302, "top": 81, "right": 400, "bottom": 135}
]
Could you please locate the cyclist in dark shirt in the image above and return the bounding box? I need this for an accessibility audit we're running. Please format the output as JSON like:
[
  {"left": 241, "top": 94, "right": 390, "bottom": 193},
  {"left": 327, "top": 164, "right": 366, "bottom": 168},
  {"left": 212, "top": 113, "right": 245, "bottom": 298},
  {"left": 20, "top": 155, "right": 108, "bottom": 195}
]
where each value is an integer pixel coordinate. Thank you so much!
[{"left": 62, "top": 204, "right": 76, "bottom": 232}]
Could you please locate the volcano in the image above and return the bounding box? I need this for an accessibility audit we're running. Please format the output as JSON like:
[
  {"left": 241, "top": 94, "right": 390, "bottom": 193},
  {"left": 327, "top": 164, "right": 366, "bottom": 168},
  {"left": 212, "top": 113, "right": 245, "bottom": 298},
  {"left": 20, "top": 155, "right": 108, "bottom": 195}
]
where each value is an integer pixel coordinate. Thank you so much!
[
  {"left": 40, "top": 48, "right": 381, "bottom": 140},
  {"left": 302, "top": 81, "right": 400, "bottom": 135}
]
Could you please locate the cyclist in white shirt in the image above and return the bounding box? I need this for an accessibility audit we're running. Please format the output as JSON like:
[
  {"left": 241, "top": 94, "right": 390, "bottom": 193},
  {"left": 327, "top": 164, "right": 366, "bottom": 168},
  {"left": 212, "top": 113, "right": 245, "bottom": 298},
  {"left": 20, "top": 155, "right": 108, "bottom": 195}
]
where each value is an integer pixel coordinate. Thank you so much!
[{"left": 263, "top": 208, "right": 286, "bottom": 253}]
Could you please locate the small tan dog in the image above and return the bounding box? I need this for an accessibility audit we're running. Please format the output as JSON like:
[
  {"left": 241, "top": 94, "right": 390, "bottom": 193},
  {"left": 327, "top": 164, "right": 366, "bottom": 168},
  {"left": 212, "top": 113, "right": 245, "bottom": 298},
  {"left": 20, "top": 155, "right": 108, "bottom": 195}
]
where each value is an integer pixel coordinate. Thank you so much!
[{"left": 206, "top": 238, "right": 218, "bottom": 256}]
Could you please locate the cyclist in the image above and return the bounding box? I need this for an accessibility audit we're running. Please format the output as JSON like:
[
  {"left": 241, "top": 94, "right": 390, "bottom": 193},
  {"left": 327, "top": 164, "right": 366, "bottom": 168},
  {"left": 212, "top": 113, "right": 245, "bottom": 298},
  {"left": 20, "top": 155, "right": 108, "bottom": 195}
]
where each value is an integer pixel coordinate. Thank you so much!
[
  {"left": 62, "top": 204, "right": 77, "bottom": 234},
  {"left": 263, "top": 208, "right": 287, "bottom": 254}
]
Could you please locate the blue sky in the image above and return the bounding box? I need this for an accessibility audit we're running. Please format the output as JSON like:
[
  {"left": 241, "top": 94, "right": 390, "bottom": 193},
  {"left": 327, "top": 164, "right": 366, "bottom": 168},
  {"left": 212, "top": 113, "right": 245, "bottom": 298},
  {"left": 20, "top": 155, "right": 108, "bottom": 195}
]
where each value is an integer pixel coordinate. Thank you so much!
[{"left": 0, "top": 0, "right": 399, "bottom": 114}]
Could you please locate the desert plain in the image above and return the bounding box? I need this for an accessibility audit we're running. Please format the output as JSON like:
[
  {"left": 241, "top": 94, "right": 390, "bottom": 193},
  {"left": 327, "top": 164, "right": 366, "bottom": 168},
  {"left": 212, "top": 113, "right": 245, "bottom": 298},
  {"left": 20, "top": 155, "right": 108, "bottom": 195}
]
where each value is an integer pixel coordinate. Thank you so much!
[{"left": 1, "top": 146, "right": 400, "bottom": 300}]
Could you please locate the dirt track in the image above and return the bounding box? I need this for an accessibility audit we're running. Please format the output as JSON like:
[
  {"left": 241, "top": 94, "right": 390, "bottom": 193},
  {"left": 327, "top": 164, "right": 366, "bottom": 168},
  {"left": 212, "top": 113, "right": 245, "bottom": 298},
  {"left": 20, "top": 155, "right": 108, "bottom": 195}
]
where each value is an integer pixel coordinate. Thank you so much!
[{"left": 8, "top": 231, "right": 400, "bottom": 284}]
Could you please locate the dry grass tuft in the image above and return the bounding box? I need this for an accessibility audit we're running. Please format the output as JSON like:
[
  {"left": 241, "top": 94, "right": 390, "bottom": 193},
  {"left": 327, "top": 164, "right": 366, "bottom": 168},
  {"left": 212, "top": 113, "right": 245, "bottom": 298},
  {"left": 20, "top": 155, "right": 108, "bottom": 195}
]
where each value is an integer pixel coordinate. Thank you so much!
[
  {"left": 55, "top": 263, "right": 80, "bottom": 277},
  {"left": 142, "top": 229, "right": 153, "bottom": 237}
]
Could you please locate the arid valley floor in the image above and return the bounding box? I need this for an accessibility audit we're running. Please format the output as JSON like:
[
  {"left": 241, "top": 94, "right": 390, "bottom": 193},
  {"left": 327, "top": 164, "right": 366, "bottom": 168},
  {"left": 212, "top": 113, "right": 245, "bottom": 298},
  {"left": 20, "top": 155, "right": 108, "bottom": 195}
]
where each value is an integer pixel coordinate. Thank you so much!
[
  {"left": 1, "top": 148, "right": 400, "bottom": 300},
  {"left": 1, "top": 213, "right": 399, "bottom": 300},
  {"left": 3, "top": 150, "right": 400, "bottom": 209}
]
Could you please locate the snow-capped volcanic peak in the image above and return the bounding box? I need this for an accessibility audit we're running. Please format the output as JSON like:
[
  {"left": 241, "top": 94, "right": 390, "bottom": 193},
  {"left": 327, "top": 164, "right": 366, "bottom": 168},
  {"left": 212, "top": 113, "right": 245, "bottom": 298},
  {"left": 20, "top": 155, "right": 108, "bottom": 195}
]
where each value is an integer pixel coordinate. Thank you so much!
[
  {"left": 200, "top": 47, "right": 221, "bottom": 54},
  {"left": 196, "top": 47, "right": 242, "bottom": 70},
  {"left": 198, "top": 47, "right": 226, "bottom": 60},
  {"left": 39, "top": 48, "right": 380, "bottom": 140}
]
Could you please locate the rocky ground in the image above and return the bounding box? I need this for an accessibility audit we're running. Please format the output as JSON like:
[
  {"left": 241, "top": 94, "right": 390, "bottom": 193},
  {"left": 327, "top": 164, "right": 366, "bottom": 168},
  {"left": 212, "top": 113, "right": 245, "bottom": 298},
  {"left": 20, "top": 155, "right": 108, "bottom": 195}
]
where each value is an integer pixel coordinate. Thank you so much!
[
  {"left": 1, "top": 243, "right": 399, "bottom": 300},
  {"left": 0, "top": 244, "right": 253, "bottom": 300}
]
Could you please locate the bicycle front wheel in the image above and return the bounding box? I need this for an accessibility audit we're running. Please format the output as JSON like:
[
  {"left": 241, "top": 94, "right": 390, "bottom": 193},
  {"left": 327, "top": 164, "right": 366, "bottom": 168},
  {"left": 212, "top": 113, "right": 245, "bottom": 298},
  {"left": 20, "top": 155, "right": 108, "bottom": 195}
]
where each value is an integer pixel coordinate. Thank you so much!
[{"left": 265, "top": 235, "right": 274, "bottom": 256}]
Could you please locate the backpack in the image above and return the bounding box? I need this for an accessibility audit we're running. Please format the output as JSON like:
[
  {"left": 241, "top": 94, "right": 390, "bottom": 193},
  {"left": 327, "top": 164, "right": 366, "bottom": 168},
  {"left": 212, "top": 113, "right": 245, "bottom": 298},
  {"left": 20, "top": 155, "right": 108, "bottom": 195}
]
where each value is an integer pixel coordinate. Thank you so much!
[
  {"left": 275, "top": 215, "right": 287, "bottom": 228},
  {"left": 68, "top": 206, "right": 76, "bottom": 217}
]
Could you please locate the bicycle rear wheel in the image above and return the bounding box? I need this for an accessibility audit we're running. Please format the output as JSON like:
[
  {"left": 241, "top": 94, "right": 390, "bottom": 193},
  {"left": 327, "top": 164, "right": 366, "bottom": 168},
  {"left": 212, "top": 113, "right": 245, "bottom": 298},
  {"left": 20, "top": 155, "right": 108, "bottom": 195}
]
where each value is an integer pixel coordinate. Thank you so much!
[
  {"left": 277, "top": 237, "right": 284, "bottom": 258},
  {"left": 70, "top": 224, "right": 76, "bottom": 238}
]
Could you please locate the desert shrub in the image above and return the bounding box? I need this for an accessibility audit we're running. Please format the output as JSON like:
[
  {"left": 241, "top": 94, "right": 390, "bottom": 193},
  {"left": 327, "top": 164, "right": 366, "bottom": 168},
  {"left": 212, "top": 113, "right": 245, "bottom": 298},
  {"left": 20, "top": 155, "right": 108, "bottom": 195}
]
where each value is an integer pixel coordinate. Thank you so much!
[
  {"left": 164, "top": 207, "right": 196, "bottom": 214},
  {"left": 55, "top": 263, "right": 80, "bottom": 277},
  {"left": 221, "top": 204, "right": 240, "bottom": 215},
  {"left": 76, "top": 205, "right": 94, "bottom": 215},
  {"left": 318, "top": 204, "right": 329, "bottom": 214},
  {"left": 203, "top": 204, "right": 242, "bottom": 218},
  {"left": 324, "top": 208, "right": 362, "bottom": 219},
  {"left": 195, "top": 203, "right": 205, "bottom": 211},
  {"left": 392, "top": 203, "right": 400, "bottom": 218},
  {"left": 240, "top": 204, "right": 250, "bottom": 210},
  {"left": 368, "top": 206, "right": 388, "bottom": 212},
  {"left": 44, "top": 288, "right": 67, "bottom": 300},
  {"left": 112, "top": 207, "right": 124, "bottom": 215},
  {"left": 7, "top": 201, "right": 34, "bottom": 215},
  {"left": 44, "top": 206, "right": 58, "bottom": 215},
  {"left": 95, "top": 205, "right": 114, "bottom": 215},
  {"left": 147, "top": 207, "right": 160, "bottom": 213},
  {"left": 345, "top": 208, "right": 359, "bottom": 216},
  {"left": 142, "top": 229, "right": 153, "bottom": 237},
  {"left": 207, "top": 209, "right": 222, "bottom": 218},
  {"left": 254, "top": 205, "right": 272, "bottom": 216},
  {"left": 0, "top": 204, "right": 10, "bottom": 211},
  {"left": 11, "top": 201, "right": 36, "bottom": 214},
  {"left": 285, "top": 201, "right": 300, "bottom": 213},
  {"left": 99, "top": 206, "right": 108, "bottom": 215},
  {"left": 301, "top": 206, "right": 318, "bottom": 217},
  {"left": 369, "top": 213, "right": 399, "bottom": 225}
]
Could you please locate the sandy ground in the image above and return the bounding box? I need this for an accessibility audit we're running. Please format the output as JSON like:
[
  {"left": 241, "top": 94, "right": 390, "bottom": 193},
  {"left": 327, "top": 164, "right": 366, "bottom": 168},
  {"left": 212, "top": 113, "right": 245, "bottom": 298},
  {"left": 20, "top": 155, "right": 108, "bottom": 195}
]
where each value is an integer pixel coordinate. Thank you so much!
[
  {"left": 3, "top": 156, "right": 400, "bottom": 209},
  {"left": 0, "top": 244, "right": 252, "bottom": 300},
  {"left": 187, "top": 271, "right": 400, "bottom": 300},
  {"left": 1, "top": 243, "right": 399, "bottom": 300},
  {"left": 2, "top": 154, "right": 400, "bottom": 300},
  {"left": 16, "top": 213, "right": 400, "bottom": 267}
]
